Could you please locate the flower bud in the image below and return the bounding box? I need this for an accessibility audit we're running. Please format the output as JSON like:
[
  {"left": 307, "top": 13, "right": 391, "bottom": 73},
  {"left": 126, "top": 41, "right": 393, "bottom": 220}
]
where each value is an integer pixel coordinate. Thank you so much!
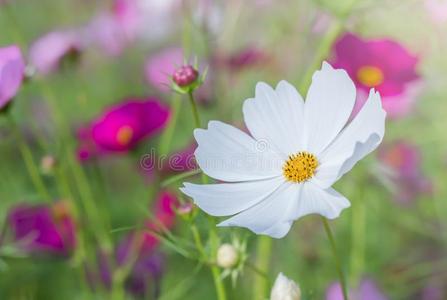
[
  {"left": 217, "top": 243, "right": 238, "bottom": 269},
  {"left": 270, "top": 273, "right": 301, "bottom": 300},
  {"left": 173, "top": 65, "right": 199, "bottom": 87}
]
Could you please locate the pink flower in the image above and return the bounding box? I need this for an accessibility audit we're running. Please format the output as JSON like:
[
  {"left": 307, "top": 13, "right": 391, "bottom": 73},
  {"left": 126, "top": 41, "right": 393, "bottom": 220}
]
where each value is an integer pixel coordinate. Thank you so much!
[
  {"left": 326, "top": 279, "right": 388, "bottom": 300},
  {"left": 425, "top": 0, "right": 447, "bottom": 23},
  {"left": 332, "top": 33, "right": 420, "bottom": 118},
  {"left": 0, "top": 45, "right": 25, "bottom": 109},
  {"left": 145, "top": 47, "right": 184, "bottom": 92},
  {"left": 378, "top": 141, "right": 432, "bottom": 204},
  {"left": 84, "top": 13, "right": 130, "bottom": 57},
  {"left": 29, "top": 31, "right": 82, "bottom": 75},
  {"left": 7, "top": 201, "right": 76, "bottom": 256},
  {"left": 77, "top": 98, "right": 170, "bottom": 160},
  {"left": 217, "top": 47, "right": 267, "bottom": 72}
]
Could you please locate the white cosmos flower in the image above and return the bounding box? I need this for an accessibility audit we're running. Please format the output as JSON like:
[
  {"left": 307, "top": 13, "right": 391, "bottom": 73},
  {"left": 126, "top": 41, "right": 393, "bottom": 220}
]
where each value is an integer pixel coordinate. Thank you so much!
[{"left": 180, "top": 62, "right": 386, "bottom": 238}]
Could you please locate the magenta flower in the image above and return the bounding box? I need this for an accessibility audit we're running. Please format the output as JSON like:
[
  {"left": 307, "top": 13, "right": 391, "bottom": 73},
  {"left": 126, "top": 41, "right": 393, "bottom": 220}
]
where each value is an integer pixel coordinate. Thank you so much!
[
  {"left": 77, "top": 98, "right": 170, "bottom": 160},
  {"left": 378, "top": 141, "right": 432, "bottom": 204},
  {"left": 0, "top": 45, "right": 25, "bottom": 109},
  {"left": 145, "top": 47, "right": 184, "bottom": 92},
  {"left": 332, "top": 33, "right": 420, "bottom": 118},
  {"left": 326, "top": 279, "right": 388, "bottom": 300},
  {"left": 7, "top": 201, "right": 76, "bottom": 256},
  {"left": 29, "top": 31, "right": 82, "bottom": 75}
]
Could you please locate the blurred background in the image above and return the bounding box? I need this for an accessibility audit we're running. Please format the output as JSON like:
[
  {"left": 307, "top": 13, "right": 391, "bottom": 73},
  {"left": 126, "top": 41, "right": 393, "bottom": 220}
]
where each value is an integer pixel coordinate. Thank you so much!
[{"left": 0, "top": 0, "right": 447, "bottom": 299}]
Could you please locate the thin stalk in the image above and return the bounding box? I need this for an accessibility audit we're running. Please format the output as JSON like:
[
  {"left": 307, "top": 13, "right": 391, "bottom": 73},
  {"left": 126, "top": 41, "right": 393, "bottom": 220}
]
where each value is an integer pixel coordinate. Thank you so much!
[
  {"left": 187, "top": 91, "right": 201, "bottom": 128},
  {"left": 253, "top": 236, "right": 273, "bottom": 299},
  {"left": 161, "top": 169, "right": 201, "bottom": 188},
  {"left": 208, "top": 216, "right": 227, "bottom": 300},
  {"left": 186, "top": 90, "right": 225, "bottom": 299},
  {"left": 190, "top": 224, "right": 206, "bottom": 258},
  {"left": 7, "top": 114, "right": 50, "bottom": 200},
  {"left": 298, "top": 20, "right": 343, "bottom": 94},
  {"left": 298, "top": 0, "right": 358, "bottom": 94},
  {"left": 159, "top": 94, "right": 182, "bottom": 156},
  {"left": 321, "top": 217, "right": 349, "bottom": 300},
  {"left": 349, "top": 196, "right": 366, "bottom": 287}
]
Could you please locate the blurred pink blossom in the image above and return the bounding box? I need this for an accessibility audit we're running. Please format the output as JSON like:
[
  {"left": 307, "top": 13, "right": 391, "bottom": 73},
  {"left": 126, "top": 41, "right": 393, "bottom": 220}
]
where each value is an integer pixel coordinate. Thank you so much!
[
  {"left": 77, "top": 98, "right": 170, "bottom": 160},
  {"left": 332, "top": 33, "right": 420, "bottom": 118},
  {"left": 378, "top": 141, "right": 432, "bottom": 204},
  {"left": 7, "top": 201, "right": 76, "bottom": 256},
  {"left": 0, "top": 45, "right": 25, "bottom": 109},
  {"left": 326, "top": 279, "right": 388, "bottom": 300},
  {"left": 216, "top": 47, "right": 268, "bottom": 72},
  {"left": 145, "top": 47, "right": 184, "bottom": 92},
  {"left": 425, "top": 0, "right": 447, "bottom": 23},
  {"left": 84, "top": 13, "right": 130, "bottom": 57},
  {"left": 29, "top": 31, "right": 82, "bottom": 75}
]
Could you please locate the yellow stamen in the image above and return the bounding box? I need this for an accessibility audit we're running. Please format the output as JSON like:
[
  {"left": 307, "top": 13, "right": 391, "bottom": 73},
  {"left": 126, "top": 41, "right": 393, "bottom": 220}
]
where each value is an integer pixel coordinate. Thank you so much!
[
  {"left": 116, "top": 125, "right": 134, "bottom": 146},
  {"left": 357, "top": 65, "right": 384, "bottom": 87},
  {"left": 283, "top": 152, "right": 318, "bottom": 183}
]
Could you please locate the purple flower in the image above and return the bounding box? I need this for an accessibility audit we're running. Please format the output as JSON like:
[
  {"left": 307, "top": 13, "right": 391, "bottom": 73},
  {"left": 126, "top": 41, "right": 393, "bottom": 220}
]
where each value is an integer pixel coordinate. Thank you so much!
[
  {"left": 29, "top": 31, "right": 82, "bottom": 75},
  {"left": 0, "top": 45, "right": 25, "bottom": 109},
  {"left": 326, "top": 279, "right": 388, "bottom": 300},
  {"left": 332, "top": 33, "right": 420, "bottom": 118},
  {"left": 77, "top": 98, "right": 170, "bottom": 160},
  {"left": 7, "top": 201, "right": 76, "bottom": 256},
  {"left": 378, "top": 141, "right": 432, "bottom": 204}
]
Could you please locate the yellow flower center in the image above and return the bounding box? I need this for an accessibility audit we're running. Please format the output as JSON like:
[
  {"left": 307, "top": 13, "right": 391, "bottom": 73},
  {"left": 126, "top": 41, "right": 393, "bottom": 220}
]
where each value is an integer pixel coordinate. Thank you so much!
[
  {"left": 357, "top": 65, "right": 384, "bottom": 87},
  {"left": 283, "top": 152, "right": 318, "bottom": 183},
  {"left": 116, "top": 125, "right": 134, "bottom": 146}
]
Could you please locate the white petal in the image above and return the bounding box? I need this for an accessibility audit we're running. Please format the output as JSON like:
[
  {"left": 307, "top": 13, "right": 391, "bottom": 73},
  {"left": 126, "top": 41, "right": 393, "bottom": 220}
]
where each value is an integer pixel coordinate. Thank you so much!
[
  {"left": 194, "top": 121, "right": 283, "bottom": 182},
  {"left": 303, "top": 61, "right": 356, "bottom": 154},
  {"left": 313, "top": 89, "right": 386, "bottom": 188},
  {"left": 180, "top": 177, "right": 284, "bottom": 216},
  {"left": 217, "top": 182, "right": 300, "bottom": 238},
  {"left": 243, "top": 81, "right": 305, "bottom": 157},
  {"left": 291, "top": 182, "right": 351, "bottom": 220}
]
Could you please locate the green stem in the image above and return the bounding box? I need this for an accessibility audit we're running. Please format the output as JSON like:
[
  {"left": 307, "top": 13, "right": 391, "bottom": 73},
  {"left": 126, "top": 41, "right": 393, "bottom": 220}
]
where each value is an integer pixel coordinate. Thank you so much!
[
  {"left": 298, "top": 0, "right": 359, "bottom": 94},
  {"left": 161, "top": 169, "right": 202, "bottom": 188},
  {"left": 208, "top": 217, "right": 227, "bottom": 300},
  {"left": 187, "top": 89, "right": 225, "bottom": 299},
  {"left": 159, "top": 94, "right": 182, "bottom": 156},
  {"left": 187, "top": 91, "right": 201, "bottom": 129},
  {"left": 298, "top": 20, "right": 343, "bottom": 94},
  {"left": 7, "top": 114, "right": 50, "bottom": 200},
  {"left": 321, "top": 217, "right": 349, "bottom": 300},
  {"left": 253, "top": 236, "right": 273, "bottom": 299},
  {"left": 349, "top": 197, "right": 366, "bottom": 287},
  {"left": 190, "top": 224, "right": 206, "bottom": 258}
]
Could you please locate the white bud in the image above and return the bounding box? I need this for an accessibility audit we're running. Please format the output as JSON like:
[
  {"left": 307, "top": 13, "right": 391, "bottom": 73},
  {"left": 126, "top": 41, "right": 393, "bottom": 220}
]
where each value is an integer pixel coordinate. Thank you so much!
[
  {"left": 217, "top": 243, "right": 238, "bottom": 269},
  {"left": 270, "top": 273, "right": 301, "bottom": 300}
]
